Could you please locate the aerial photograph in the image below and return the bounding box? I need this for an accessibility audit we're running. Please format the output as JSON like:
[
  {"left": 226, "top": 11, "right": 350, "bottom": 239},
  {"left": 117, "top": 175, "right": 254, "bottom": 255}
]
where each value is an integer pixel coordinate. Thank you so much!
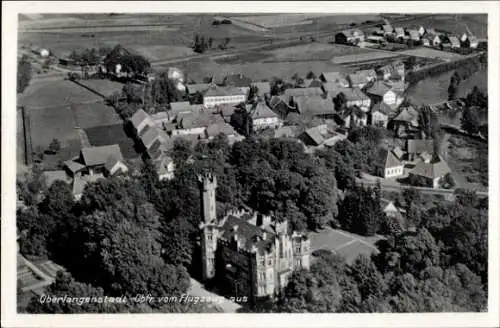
[{"left": 14, "top": 11, "right": 488, "bottom": 315}]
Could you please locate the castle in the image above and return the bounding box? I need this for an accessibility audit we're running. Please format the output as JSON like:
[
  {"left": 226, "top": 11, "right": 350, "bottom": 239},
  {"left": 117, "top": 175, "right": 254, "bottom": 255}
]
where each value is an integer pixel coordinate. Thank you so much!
[{"left": 198, "top": 172, "right": 310, "bottom": 301}]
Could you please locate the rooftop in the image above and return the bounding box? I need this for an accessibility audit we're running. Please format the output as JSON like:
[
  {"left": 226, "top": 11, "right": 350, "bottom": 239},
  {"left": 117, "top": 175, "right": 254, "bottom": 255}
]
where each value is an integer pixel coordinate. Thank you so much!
[
  {"left": 410, "top": 154, "right": 451, "bottom": 179},
  {"left": 293, "top": 95, "right": 335, "bottom": 117},
  {"left": 80, "top": 144, "right": 123, "bottom": 167}
]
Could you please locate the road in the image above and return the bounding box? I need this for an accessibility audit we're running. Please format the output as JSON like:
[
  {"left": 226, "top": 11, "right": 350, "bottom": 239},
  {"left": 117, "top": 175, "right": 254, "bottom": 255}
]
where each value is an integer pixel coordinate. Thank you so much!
[{"left": 356, "top": 177, "right": 488, "bottom": 198}]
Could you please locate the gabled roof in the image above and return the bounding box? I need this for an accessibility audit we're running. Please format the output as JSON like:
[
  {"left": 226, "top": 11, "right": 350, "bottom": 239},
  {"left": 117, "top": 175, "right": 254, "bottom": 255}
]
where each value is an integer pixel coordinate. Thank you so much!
[
  {"left": 204, "top": 85, "right": 247, "bottom": 97},
  {"left": 154, "top": 154, "right": 174, "bottom": 175},
  {"left": 130, "top": 109, "right": 153, "bottom": 131},
  {"left": 410, "top": 154, "right": 451, "bottom": 179},
  {"left": 383, "top": 25, "right": 394, "bottom": 33},
  {"left": 339, "top": 87, "right": 370, "bottom": 102},
  {"left": 408, "top": 29, "right": 420, "bottom": 40},
  {"left": 294, "top": 95, "right": 335, "bottom": 116},
  {"left": 249, "top": 102, "right": 279, "bottom": 120},
  {"left": 186, "top": 83, "right": 211, "bottom": 95},
  {"left": 80, "top": 145, "right": 123, "bottom": 167},
  {"left": 379, "top": 148, "right": 402, "bottom": 169},
  {"left": 141, "top": 126, "right": 167, "bottom": 148},
  {"left": 348, "top": 70, "right": 376, "bottom": 85},
  {"left": 392, "top": 146, "right": 405, "bottom": 160},
  {"left": 274, "top": 126, "right": 298, "bottom": 138},
  {"left": 223, "top": 74, "right": 252, "bottom": 88},
  {"left": 448, "top": 36, "right": 460, "bottom": 45},
  {"left": 63, "top": 160, "right": 86, "bottom": 174},
  {"left": 392, "top": 106, "right": 419, "bottom": 124},
  {"left": 218, "top": 215, "right": 276, "bottom": 253},
  {"left": 284, "top": 87, "right": 323, "bottom": 98},
  {"left": 394, "top": 27, "right": 405, "bottom": 35},
  {"left": 407, "top": 139, "right": 434, "bottom": 154},
  {"left": 372, "top": 101, "right": 392, "bottom": 115},
  {"left": 300, "top": 127, "right": 325, "bottom": 146},
  {"left": 365, "top": 81, "right": 393, "bottom": 97},
  {"left": 321, "top": 71, "right": 346, "bottom": 82},
  {"left": 104, "top": 156, "right": 126, "bottom": 173},
  {"left": 322, "top": 82, "right": 343, "bottom": 97},
  {"left": 170, "top": 101, "right": 192, "bottom": 114}
]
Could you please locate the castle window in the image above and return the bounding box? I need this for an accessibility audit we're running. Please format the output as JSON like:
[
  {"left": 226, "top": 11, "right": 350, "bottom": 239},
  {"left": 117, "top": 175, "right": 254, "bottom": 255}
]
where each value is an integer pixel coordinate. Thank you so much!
[
  {"left": 295, "top": 246, "right": 301, "bottom": 253},
  {"left": 267, "top": 258, "right": 272, "bottom": 266},
  {"left": 259, "top": 258, "right": 265, "bottom": 266},
  {"left": 210, "top": 258, "right": 215, "bottom": 266},
  {"left": 259, "top": 272, "right": 265, "bottom": 280},
  {"left": 207, "top": 234, "right": 213, "bottom": 241}
]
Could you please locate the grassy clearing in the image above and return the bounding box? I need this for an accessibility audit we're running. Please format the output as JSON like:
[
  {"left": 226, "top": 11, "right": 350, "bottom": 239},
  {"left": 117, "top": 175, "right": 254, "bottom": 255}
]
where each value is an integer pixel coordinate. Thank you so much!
[
  {"left": 446, "top": 134, "right": 488, "bottom": 190},
  {"left": 85, "top": 124, "right": 139, "bottom": 160},
  {"left": 406, "top": 71, "right": 454, "bottom": 105},
  {"left": 18, "top": 80, "right": 103, "bottom": 109},
  {"left": 77, "top": 79, "right": 124, "bottom": 98},
  {"left": 397, "top": 48, "right": 465, "bottom": 61},
  {"left": 331, "top": 51, "right": 403, "bottom": 64},
  {"left": 71, "top": 102, "right": 122, "bottom": 129},
  {"left": 266, "top": 43, "right": 371, "bottom": 62}
]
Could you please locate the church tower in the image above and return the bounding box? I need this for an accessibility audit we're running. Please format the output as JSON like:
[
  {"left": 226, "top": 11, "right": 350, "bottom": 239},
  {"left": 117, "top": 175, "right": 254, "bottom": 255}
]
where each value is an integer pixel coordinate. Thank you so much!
[{"left": 198, "top": 172, "right": 218, "bottom": 280}]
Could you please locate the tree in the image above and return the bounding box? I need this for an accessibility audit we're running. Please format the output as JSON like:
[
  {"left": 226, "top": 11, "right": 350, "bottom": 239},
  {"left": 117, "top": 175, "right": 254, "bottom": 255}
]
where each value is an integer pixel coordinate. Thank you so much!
[
  {"left": 461, "top": 106, "right": 481, "bottom": 134},
  {"left": 333, "top": 92, "right": 347, "bottom": 112},
  {"left": 18, "top": 54, "right": 32, "bottom": 93},
  {"left": 47, "top": 138, "right": 61, "bottom": 154},
  {"left": 417, "top": 106, "right": 439, "bottom": 139},
  {"left": 208, "top": 37, "right": 214, "bottom": 49},
  {"left": 17, "top": 207, "right": 54, "bottom": 258},
  {"left": 464, "top": 86, "right": 487, "bottom": 109},
  {"left": 348, "top": 255, "right": 387, "bottom": 301},
  {"left": 17, "top": 165, "right": 47, "bottom": 206},
  {"left": 439, "top": 173, "right": 455, "bottom": 189},
  {"left": 161, "top": 217, "right": 195, "bottom": 267},
  {"left": 306, "top": 71, "right": 316, "bottom": 79}
]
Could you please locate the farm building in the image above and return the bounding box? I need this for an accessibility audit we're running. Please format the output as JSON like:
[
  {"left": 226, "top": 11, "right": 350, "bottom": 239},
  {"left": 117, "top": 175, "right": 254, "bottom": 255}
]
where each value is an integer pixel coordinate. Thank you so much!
[
  {"left": 251, "top": 82, "right": 271, "bottom": 98},
  {"left": 382, "top": 24, "right": 394, "bottom": 36},
  {"left": 284, "top": 87, "right": 324, "bottom": 100},
  {"left": 78, "top": 144, "right": 127, "bottom": 176},
  {"left": 408, "top": 154, "right": 451, "bottom": 188},
  {"left": 394, "top": 27, "right": 406, "bottom": 40},
  {"left": 407, "top": 29, "right": 421, "bottom": 42},
  {"left": 448, "top": 36, "right": 461, "bottom": 48},
  {"left": 334, "top": 29, "right": 365, "bottom": 45},
  {"left": 406, "top": 139, "right": 434, "bottom": 161},
  {"left": 347, "top": 70, "right": 377, "bottom": 89},
  {"left": 268, "top": 95, "right": 296, "bottom": 119},
  {"left": 365, "top": 81, "right": 403, "bottom": 107},
  {"left": 338, "top": 88, "right": 372, "bottom": 112},
  {"left": 292, "top": 95, "right": 336, "bottom": 119},
  {"left": 155, "top": 154, "right": 175, "bottom": 181},
  {"left": 203, "top": 85, "right": 247, "bottom": 108},
  {"left": 319, "top": 72, "right": 349, "bottom": 87},
  {"left": 391, "top": 106, "right": 420, "bottom": 137},
  {"left": 298, "top": 124, "right": 346, "bottom": 149}
]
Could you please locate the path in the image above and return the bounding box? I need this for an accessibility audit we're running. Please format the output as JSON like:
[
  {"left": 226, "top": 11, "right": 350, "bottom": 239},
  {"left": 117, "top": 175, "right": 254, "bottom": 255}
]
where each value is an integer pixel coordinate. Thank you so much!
[{"left": 188, "top": 278, "right": 242, "bottom": 313}]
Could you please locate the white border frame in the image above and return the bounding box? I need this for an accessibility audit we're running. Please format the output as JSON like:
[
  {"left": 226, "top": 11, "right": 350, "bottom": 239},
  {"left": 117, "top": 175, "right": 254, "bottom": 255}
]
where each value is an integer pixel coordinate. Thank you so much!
[{"left": 2, "top": 2, "right": 499, "bottom": 327}]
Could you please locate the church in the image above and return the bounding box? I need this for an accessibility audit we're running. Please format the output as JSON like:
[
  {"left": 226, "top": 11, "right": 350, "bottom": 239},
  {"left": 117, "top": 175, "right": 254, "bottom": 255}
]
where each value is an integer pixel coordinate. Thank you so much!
[{"left": 198, "top": 172, "right": 311, "bottom": 302}]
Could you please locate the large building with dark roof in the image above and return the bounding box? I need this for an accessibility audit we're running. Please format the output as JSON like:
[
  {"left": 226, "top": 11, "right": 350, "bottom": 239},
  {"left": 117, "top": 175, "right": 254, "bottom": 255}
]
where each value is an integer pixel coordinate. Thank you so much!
[{"left": 198, "top": 173, "right": 310, "bottom": 301}]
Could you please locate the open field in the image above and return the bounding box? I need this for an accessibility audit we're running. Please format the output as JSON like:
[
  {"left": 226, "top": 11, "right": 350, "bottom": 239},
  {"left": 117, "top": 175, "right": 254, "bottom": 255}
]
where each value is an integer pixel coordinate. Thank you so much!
[
  {"left": 18, "top": 80, "right": 103, "bottom": 109},
  {"left": 446, "top": 134, "right": 488, "bottom": 190},
  {"left": 406, "top": 71, "right": 454, "bottom": 105},
  {"left": 331, "top": 51, "right": 403, "bottom": 64},
  {"left": 266, "top": 43, "right": 372, "bottom": 61},
  {"left": 131, "top": 45, "right": 196, "bottom": 62},
  {"left": 401, "top": 14, "right": 487, "bottom": 38},
  {"left": 27, "top": 105, "right": 79, "bottom": 149},
  {"left": 71, "top": 102, "right": 122, "bottom": 129},
  {"left": 76, "top": 79, "right": 124, "bottom": 98},
  {"left": 85, "top": 124, "right": 138, "bottom": 160},
  {"left": 172, "top": 58, "right": 353, "bottom": 83},
  {"left": 457, "top": 68, "right": 487, "bottom": 96},
  {"left": 309, "top": 227, "right": 383, "bottom": 264},
  {"left": 397, "top": 48, "right": 465, "bottom": 61}
]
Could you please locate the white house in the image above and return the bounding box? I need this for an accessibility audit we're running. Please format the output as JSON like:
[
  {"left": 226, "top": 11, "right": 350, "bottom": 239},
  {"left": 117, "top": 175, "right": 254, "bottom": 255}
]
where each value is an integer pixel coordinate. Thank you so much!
[
  {"left": 365, "top": 81, "right": 401, "bottom": 107},
  {"left": 248, "top": 103, "right": 283, "bottom": 130},
  {"left": 418, "top": 26, "right": 426, "bottom": 36},
  {"left": 155, "top": 155, "right": 175, "bottom": 181},
  {"left": 338, "top": 88, "right": 372, "bottom": 112},
  {"left": 130, "top": 109, "right": 155, "bottom": 137},
  {"left": 203, "top": 86, "right": 247, "bottom": 108},
  {"left": 379, "top": 148, "right": 405, "bottom": 179},
  {"left": 449, "top": 36, "right": 461, "bottom": 48},
  {"left": 371, "top": 102, "right": 392, "bottom": 128},
  {"left": 104, "top": 157, "right": 129, "bottom": 176}
]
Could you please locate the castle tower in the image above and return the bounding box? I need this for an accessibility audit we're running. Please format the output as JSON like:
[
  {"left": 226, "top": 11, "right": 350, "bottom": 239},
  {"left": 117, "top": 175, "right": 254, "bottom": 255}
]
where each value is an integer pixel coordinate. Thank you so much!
[
  {"left": 292, "top": 232, "right": 311, "bottom": 270},
  {"left": 198, "top": 172, "right": 218, "bottom": 280}
]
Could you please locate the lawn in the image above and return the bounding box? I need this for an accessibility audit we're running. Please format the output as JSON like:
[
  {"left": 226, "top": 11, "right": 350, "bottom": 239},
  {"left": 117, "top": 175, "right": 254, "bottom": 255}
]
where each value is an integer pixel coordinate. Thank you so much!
[
  {"left": 331, "top": 51, "right": 403, "bottom": 64},
  {"left": 397, "top": 48, "right": 465, "bottom": 61},
  {"left": 265, "top": 43, "right": 372, "bottom": 62},
  {"left": 309, "top": 227, "right": 383, "bottom": 264},
  {"left": 18, "top": 80, "right": 103, "bottom": 110},
  {"left": 76, "top": 79, "right": 124, "bottom": 98},
  {"left": 406, "top": 71, "right": 454, "bottom": 105},
  {"left": 85, "top": 124, "right": 139, "bottom": 160},
  {"left": 71, "top": 102, "right": 122, "bottom": 129}
]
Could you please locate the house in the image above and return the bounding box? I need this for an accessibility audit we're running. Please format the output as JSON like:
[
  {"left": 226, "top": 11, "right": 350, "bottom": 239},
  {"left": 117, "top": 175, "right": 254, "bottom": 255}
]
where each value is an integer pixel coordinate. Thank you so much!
[
  {"left": 322, "top": 83, "right": 343, "bottom": 99},
  {"left": 347, "top": 70, "right": 377, "bottom": 89},
  {"left": 377, "top": 148, "right": 405, "bottom": 178},
  {"left": 154, "top": 154, "right": 175, "bottom": 181},
  {"left": 418, "top": 26, "right": 426, "bottom": 36},
  {"left": 63, "top": 159, "right": 86, "bottom": 178},
  {"left": 140, "top": 125, "right": 168, "bottom": 149},
  {"left": 80, "top": 145, "right": 126, "bottom": 176},
  {"left": 283, "top": 87, "right": 324, "bottom": 100},
  {"left": 460, "top": 33, "right": 468, "bottom": 43},
  {"left": 130, "top": 109, "right": 155, "bottom": 136},
  {"left": 468, "top": 36, "right": 479, "bottom": 48},
  {"left": 299, "top": 124, "right": 347, "bottom": 149},
  {"left": 365, "top": 81, "right": 401, "bottom": 107},
  {"left": 371, "top": 102, "right": 393, "bottom": 128},
  {"left": 104, "top": 156, "right": 129, "bottom": 176},
  {"left": 319, "top": 72, "right": 349, "bottom": 87},
  {"left": 382, "top": 24, "right": 394, "bottom": 36},
  {"left": 292, "top": 95, "right": 335, "bottom": 119},
  {"left": 338, "top": 88, "right": 372, "bottom": 112},
  {"left": 377, "top": 61, "right": 405, "bottom": 81},
  {"left": 187, "top": 83, "right": 211, "bottom": 95},
  {"left": 274, "top": 126, "right": 299, "bottom": 139},
  {"left": 407, "top": 29, "right": 421, "bottom": 42},
  {"left": 408, "top": 154, "right": 451, "bottom": 188},
  {"left": 303, "top": 79, "right": 323, "bottom": 88},
  {"left": 432, "top": 34, "right": 444, "bottom": 47},
  {"left": 222, "top": 74, "right": 252, "bottom": 95},
  {"left": 334, "top": 29, "right": 365, "bottom": 45},
  {"left": 448, "top": 36, "right": 461, "bottom": 48},
  {"left": 406, "top": 139, "right": 434, "bottom": 161},
  {"left": 394, "top": 27, "right": 405, "bottom": 40},
  {"left": 205, "top": 122, "right": 238, "bottom": 139},
  {"left": 380, "top": 199, "right": 406, "bottom": 231},
  {"left": 422, "top": 36, "right": 432, "bottom": 47},
  {"left": 247, "top": 102, "right": 283, "bottom": 130},
  {"left": 170, "top": 101, "right": 194, "bottom": 115},
  {"left": 203, "top": 85, "right": 247, "bottom": 108},
  {"left": 251, "top": 82, "right": 271, "bottom": 98},
  {"left": 391, "top": 106, "right": 420, "bottom": 137},
  {"left": 268, "top": 95, "right": 296, "bottom": 120},
  {"left": 198, "top": 173, "right": 310, "bottom": 302},
  {"left": 151, "top": 111, "right": 170, "bottom": 127}
]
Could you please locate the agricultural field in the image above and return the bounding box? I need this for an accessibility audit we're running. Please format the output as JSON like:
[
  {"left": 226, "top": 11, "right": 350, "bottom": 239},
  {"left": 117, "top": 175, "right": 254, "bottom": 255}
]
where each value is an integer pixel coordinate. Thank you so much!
[
  {"left": 18, "top": 80, "right": 103, "bottom": 109},
  {"left": 85, "top": 124, "right": 138, "bottom": 160},
  {"left": 402, "top": 14, "right": 487, "bottom": 38},
  {"left": 173, "top": 58, "right": 352, "bottom": 83},
  {"left": 71, "top": 102, "right": 122, "bottom": 129},
  {"left": 265, "top": 43, "right": 372, "bottom": 62},
  {"left": 331, "top": 51, "right": 403, "bottom": 65},
  {"left": 76, "top": 79, "right": 124, "bottom": 98}
]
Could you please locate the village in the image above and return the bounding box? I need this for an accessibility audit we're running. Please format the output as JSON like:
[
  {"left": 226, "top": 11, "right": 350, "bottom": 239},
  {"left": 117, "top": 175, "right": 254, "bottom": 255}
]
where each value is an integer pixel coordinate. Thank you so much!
[{"left": 15, "top": 12, "right": 489, "bottom": 314}]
